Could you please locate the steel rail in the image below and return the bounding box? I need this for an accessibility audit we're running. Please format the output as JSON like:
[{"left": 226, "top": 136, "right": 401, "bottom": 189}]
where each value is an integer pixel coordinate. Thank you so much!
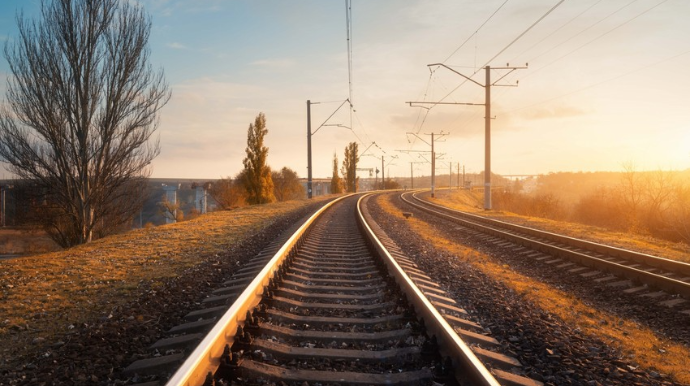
[
  {"left": 165, "top": 196, "right": 348, "bottom": 386},
  {"left": 356, "top": 194, "right": 500, "bottom": 386},
  {"left": 402, "top": 191, "right": 690, "bottom": 298},
  {"left": 166, "top": 192, "right": 502, "bottom": 386}
]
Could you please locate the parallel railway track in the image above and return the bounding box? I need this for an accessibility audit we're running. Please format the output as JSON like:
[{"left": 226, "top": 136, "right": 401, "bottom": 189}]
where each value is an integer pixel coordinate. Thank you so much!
[
  {"left": 123, "top": 194, "right": 538, "bottom": 386},
  {"left": 402, "top": 190, "right": 690, "bottom": 302}
]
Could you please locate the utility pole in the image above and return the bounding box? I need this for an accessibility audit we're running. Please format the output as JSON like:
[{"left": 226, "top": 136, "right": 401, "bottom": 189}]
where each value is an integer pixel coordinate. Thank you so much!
[
  {"left": 484, "top": 66, "right": 491, "bottom": 209},
  {"left": 307, "top": 100, "right": 313, "bottom": 198},
  {"left": 381, "top": 156, "right": 385, "bottom": 190},
  {"left": 457, "top": 163, "right": 460, "bottom": 189},
  {"left": 306, "top": 98, "right": 351, "bottom": 199},
  {"left": 448, "top": 163, "right": 452, "bottom": 189},
  {"left": 431, "top": 133, "right": 435, "bottom": 197},
  {"left": 410, "top": 163, "right": 413, "bottom": 189},
  {"left": 403, "top": 160, "right": 427, "bottom": 190},
  {"left": 407, "top": 63, "right": 526, "bottom": 209},
  {"left": 405, "top": 132, "right": 446, "bottom": 197}
]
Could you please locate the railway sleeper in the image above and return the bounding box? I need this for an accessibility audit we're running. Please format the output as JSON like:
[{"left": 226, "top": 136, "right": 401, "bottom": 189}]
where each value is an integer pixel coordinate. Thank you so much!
[
  {"left": 366, "top": 194, "right": 541, "bottom": 386},
  {"left": 133, "top": 196, "right": 537, "bottom": 386}
]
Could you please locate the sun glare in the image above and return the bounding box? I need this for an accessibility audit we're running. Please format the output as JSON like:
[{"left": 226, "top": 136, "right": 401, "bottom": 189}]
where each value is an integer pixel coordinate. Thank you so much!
[{"left": 679, "top": 128, "right": 690, "bottom": 168}]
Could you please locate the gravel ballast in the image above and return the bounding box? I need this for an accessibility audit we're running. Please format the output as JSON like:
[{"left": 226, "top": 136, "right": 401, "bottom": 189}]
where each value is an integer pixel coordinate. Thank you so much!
[{"left": 366, "top": 192, "right": 687, "bottom": 386}]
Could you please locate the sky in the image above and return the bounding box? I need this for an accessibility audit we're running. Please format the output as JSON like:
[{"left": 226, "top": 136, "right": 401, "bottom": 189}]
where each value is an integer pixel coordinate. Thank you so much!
[{"left": 0, "top": 0, "right": 689, "bottom": 180}]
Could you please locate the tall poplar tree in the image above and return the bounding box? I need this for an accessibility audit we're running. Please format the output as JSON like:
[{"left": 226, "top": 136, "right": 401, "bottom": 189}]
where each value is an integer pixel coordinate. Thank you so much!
[
  {"left": 330, "top": 153, "right": 343, "bottom": 194},
  {"left": 341, "top": 142, "right": 359, "bottom": 193},
  {"left": 241, "top": 113, "right": 275, "bottom": 204}
]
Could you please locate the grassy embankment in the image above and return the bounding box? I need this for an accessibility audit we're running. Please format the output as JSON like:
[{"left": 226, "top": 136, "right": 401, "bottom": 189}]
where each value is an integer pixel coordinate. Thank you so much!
[
  {"left": 429, "top": 188, "right": 690, "bottom": 263},
  {"left": 0, "top": 197, "right": 329, "bottom": 362},
  {"left": 383, "top": 191, "right": 690, "bottom": 383}
]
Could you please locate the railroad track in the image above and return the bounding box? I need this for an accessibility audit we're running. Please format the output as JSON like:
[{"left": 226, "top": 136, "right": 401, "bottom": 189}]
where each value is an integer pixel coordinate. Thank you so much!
[
  {"left": 123, "top": 194, "right": 539, "bottom": 386},
  {"left": 401, "top": 190, "right": 690, "bottom": 307}
]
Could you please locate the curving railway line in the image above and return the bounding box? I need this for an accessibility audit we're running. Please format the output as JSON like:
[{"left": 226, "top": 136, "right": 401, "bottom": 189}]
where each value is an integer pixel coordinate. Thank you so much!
[
  {"left": 123, "top": 194, "right": 539, "bottom": 386},
  {"left": 401, "top": 190, "right": 690, "bottom": 307}
]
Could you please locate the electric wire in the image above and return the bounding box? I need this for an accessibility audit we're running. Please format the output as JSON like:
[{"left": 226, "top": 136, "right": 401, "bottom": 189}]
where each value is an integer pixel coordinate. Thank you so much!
[
  {"left": 407, "top": 0, "right": 680, "bottom": 176},
  {"left": 508, "top": 47, "right": 690, "bottom": 113},
  {"left": 507, "top": 0, "right": 604, "bottom": 63},
  {"left": 525, "top": 0, "right": 670, "bottom": 79},
  {"left": 432, "top": 0, "right": 566, "bottom": 108},
  {"left": 525, "top": 0, "right": 634, "bottom": 65},
  {"left": 477, "top": 0, "right": 672, "bottom": 114},
  {"left": 410, "top": 70, "right": 434, "bottom": 136},
  {"left": 408, "top": 0, "right": 511, "bottom": 145},
  {"left": 442, "top": 0, "right": 510, "bottom": 64},
  {"left": 483, "top": 0, "right": 566, "bottom": 68},
  {"left": 345, "top": 0, "right": 354, "bottom": 131}
]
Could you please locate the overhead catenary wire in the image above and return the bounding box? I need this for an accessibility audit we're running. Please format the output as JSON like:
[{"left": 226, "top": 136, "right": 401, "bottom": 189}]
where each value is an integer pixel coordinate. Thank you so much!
[
  {"left": 432, "top": 0, "right": 566, "bottom": 109},
  {"left": 508, "top": 47, "right": 690, "bottom": 114},
  {"left": 342, "top": 0, "right": 382, "bottom": 158},
  {"left": 483, "top": 0, "right": 567, "bottom": 66},
  {"left": 507, "top": 0, "right": 605, "bottom": 63},
  {"left": 442, "top": 0, "right": 510, "bottom": 64},
  {"left": 409, "top": 0, "right": 511, "bottom": 142},
  {"left": 525, "top": 0, "right": 670, "bottom": 81},
  {"left": 345, "top": 0, "right": 353, "bottom": 131},
  {"left": 461, "top": 0, "right": 673, "bottom": 116}
]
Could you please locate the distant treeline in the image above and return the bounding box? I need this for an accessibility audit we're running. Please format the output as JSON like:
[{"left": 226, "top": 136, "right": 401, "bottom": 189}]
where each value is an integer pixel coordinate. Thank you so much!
[{"left": 493, "top": 169, "right": 690, "bottom": 244}]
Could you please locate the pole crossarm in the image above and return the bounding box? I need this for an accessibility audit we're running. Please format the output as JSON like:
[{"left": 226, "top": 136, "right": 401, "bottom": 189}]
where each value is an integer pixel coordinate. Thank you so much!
[
  {"left": 490, "top": 65, "right": 527, "bottom": 86},
  {"left": 306, "top": 98, "right": 353, "bottom": 199},
  {"left": 385, "top": 155, "right": 398, "bottom": 168},
  {"left": 312, "top": 98, "right": 350, "bottom": 135},
  {"left": 407, "top": 101, "right": 484, "bottom": 107},
  {"left": 427, "top": 63, "right": 483, "bottom": 87}
]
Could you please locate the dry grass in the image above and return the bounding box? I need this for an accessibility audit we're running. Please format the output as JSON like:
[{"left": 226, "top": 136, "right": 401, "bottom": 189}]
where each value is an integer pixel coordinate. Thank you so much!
[
  {"left": 0, "top": 229, "right": 59, "bottom": 255},
  {"left": 379, "top": 194, "right": 690, "bottom": 384},
  {"left": 0, "top": 197, "right": 329, "bottom": 361},
  {"left": 430, "top": 189, "right": 690, "bottom": 264}
]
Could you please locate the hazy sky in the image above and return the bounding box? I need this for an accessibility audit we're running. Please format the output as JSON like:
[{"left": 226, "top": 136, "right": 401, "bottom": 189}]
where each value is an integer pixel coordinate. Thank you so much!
[{"left": 1, "top": 0, "right": 689, "bottom": 180}]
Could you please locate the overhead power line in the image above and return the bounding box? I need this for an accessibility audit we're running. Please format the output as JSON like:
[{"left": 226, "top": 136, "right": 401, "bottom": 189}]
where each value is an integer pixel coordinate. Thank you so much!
[
  {"left": 345, "top": 0, "right": 353, "bottom": 106},
  {"left": 434, "top": 0, "right": 564, "bottom": 107},
  {"left": 411, "top": 0, "right": 510, "bottom": 141},
  {"left": 442, "top": 0, "right": 510, "bottom": 64},
  {"left": 526, "top": 0, "right": 670, "bottom": 79},
  {"left": 508, "top": 0, "right": 604, "bottom": 63},
  {"left": 508, "top": 48, "right": 690, "bottom": 113},
  {"left": 483, "top": 0, "right": 566, "bottom": 66}
]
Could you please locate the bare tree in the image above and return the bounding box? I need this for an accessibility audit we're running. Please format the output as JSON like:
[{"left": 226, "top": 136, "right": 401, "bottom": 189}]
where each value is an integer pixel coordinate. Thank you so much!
[
  {"left": 617, "top": 161, "right": 643, "bottom": 231},
  {"left": 668, "top": 182, "right": 690, "bottom": 243},
  {"left": 0, "top": 0, "right": 170, "bottom": 247}
]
